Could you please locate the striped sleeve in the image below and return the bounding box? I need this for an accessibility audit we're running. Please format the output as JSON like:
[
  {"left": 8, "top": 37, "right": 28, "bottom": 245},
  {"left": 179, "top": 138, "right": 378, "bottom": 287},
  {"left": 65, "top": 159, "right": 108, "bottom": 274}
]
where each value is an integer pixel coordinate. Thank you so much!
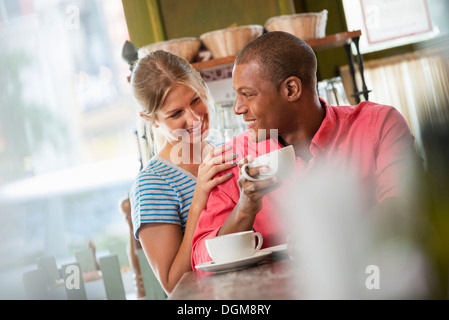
[
  {"left": 130, "top": 161, "right": 181, "bottom": 239},
  {"left": 129, "top": 158, "right": 196, "bottom": 239}
]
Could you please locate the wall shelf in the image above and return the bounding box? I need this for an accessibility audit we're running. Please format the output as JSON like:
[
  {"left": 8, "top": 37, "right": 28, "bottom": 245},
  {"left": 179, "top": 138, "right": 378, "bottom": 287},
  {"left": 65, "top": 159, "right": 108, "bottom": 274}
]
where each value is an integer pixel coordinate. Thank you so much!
[{"left": 192, "top": 30, "right": 370, "bottom": 103}]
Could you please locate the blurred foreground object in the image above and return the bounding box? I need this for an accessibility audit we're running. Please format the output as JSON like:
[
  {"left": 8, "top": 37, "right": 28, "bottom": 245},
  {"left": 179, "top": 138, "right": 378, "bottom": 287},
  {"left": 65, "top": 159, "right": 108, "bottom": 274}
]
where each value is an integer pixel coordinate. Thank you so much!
[
  {"left": 285, "top": 162, "right": 433, "bottom": 299},
  {"left": 420, "top": 110, "right": 449, "bottom": 299}
]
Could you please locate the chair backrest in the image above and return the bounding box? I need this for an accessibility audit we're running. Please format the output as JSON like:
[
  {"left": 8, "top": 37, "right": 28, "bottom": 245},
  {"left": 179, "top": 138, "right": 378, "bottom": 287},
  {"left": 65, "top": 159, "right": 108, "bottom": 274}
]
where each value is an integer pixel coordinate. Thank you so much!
[
  {"left": 108, "top": 242, "right": 130, "bottom": 269},
  {"left": 75, "top": 248, "right": 97, "bottom": 274},
  {"left": 137, "top": 248, "right": 166, "bottom": 300},
  {"left": 25, "top": 255, "right": 64, "bottom": 300},
  {"left": 99, "top": 254, "right": 126, "bottom": 300},
  {"left": 61, "top": 262, "right": 87, "bottom": 300},
  {"left": 36, "top": 255, "right": 61, "bottom": 285},
  {"left": 22, "top": 269, "right": 50, "bottom": 300}
]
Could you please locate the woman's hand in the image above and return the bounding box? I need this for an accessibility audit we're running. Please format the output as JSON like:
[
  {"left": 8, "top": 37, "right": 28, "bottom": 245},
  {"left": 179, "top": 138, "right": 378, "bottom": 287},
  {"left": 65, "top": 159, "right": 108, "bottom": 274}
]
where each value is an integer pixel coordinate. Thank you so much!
[
  {"left": 139, "top": 145, "right": 236, "bottom": 294},
  {"left": 192, "top": 144, "right": 237, "bottom": 209}
]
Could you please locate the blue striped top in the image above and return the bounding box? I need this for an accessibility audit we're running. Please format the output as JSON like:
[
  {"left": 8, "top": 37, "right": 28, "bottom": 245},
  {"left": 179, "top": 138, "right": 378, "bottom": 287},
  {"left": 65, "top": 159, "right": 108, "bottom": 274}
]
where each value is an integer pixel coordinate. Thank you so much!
[{"left": 130, "top": 156, "right": 196, "bottom": 239}]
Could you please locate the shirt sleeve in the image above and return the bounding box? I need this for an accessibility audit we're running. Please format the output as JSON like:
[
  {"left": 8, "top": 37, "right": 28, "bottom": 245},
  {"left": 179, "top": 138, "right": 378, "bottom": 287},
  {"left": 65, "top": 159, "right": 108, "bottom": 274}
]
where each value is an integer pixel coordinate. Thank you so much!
[
  {"left": 374, "top": 106, "right": 422, "bottom": 203},
  {"left": 130, "top": 171, "right": 181, "bottom": 240},
  {"left": 191, "top": 166, "right": 240, "bottom": 267}
]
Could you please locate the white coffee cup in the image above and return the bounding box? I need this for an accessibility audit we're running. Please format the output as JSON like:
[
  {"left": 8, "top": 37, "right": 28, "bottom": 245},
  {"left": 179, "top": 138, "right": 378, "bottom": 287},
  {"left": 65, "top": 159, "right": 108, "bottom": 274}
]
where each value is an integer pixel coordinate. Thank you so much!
[
  {"left": 206, "top": 231, "right": 263, "bottom": 263},
  {"left": 240, "top": 145, "right": 296, "bottom": 182}
]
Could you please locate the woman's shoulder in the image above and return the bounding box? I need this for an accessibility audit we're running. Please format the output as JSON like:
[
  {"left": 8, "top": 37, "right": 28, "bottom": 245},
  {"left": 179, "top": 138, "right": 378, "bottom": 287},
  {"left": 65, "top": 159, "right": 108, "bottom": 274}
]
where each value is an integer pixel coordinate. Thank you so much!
[
  {"left": 143, "top": 156, "right": 178, "bottom": 173},
  {"left": 138, "top": 155, "right": 196, "bottom": 186},
  {"left": 135, "top": 156, "right": 173, "bottom": 181}
]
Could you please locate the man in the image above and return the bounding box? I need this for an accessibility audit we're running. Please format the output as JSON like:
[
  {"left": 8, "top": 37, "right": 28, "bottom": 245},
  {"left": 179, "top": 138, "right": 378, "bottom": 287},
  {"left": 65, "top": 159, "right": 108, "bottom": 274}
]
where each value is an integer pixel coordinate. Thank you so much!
[{"left": 191, "top": 31, "right": 421, "bottom": 266}]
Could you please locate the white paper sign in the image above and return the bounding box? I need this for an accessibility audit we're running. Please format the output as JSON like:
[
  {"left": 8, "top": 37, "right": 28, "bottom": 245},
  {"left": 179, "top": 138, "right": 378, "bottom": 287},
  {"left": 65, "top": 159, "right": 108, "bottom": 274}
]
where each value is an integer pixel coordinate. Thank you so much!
[{"left": 360, "top": 0, "right": 433, "bottom": 44}]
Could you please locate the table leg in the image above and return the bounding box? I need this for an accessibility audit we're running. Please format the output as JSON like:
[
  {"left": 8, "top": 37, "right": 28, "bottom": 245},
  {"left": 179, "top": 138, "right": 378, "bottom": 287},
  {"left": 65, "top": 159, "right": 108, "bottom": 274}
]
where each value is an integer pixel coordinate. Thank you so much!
[
  {"left": 344, "top": 42, "right": 361, "bottom": 104},
  {"left": 353, "top": 37, "right": 371, "bottom": 101}
]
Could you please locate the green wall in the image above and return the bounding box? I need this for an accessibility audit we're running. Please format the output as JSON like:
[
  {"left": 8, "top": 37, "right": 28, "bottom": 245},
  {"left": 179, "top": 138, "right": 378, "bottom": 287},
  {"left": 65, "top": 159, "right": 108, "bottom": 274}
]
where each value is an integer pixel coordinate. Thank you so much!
[
  {"left": 122, "top": 0, "right": 165, "bottom": 48},
  {"left": 122, "top": 0, "right": 293, "bottom": 48},
  {"left": 122, "top": 0, "right": 425, "bottom": 81},
  {"left": 293, "top": 0, "right": 349, "bottom": 80},
  {"left": 159, "top": 0, "right": 292, "bottom": 39}
]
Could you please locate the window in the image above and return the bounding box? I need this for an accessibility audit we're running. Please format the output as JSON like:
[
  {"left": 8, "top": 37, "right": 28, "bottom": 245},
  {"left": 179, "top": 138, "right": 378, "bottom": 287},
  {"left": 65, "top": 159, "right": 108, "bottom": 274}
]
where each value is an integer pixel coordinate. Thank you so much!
[{"left": 0, "top": 0, "right": 138, "bottom": 298}]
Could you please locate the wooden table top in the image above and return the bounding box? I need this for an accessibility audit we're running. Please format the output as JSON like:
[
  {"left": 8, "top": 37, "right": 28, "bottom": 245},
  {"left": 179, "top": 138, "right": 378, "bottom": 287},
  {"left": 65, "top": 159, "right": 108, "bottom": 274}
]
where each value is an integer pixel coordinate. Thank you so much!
[{"left": 168, "top": 257, "right": 302, "bottom": 300}]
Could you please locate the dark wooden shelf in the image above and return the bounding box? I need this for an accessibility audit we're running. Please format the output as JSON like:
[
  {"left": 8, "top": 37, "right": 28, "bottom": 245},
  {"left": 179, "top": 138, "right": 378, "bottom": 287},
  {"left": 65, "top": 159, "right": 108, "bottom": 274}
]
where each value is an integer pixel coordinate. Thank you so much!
[
  {"left": 307, "top": 30, "right": 362, "bottom": 51},
  {"left": 192, "top": 56, "right": 236, "bottom": 70},
  {"left": 192, "top": 30, "right": 363, "bottom": 71}
]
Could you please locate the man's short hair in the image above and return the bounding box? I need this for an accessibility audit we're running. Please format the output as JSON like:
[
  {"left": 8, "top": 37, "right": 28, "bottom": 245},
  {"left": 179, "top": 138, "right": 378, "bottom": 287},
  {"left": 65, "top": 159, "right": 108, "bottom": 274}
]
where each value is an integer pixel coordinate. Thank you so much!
[{"left": 235, "top": 31, "right": 318, "bottom": 90}]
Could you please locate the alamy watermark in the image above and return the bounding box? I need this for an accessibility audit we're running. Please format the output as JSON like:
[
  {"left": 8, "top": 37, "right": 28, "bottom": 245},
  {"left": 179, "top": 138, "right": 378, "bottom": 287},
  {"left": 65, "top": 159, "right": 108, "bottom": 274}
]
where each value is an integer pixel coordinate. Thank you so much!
[
  {"left": 65, "top": 5, "right": 80, "bottom": 30},
  {"left": 166, "top": 126, "right": 279, "bottom": 166},
  {"left": 64, "top": 264, "right": 81, "bottom": 290},
  {"left": 365, "top": 264, "right": 380, "bottom": 290}
]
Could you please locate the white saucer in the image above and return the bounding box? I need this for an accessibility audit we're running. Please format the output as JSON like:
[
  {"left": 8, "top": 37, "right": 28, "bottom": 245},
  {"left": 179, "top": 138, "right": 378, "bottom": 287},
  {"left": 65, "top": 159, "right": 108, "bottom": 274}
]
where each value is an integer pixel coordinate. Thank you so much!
[
  {"left": 195, "top": 250, "right": 272, "bottom": 273},
  {"left": 260, "top": 244, "right": 288, "bottom": 259}
]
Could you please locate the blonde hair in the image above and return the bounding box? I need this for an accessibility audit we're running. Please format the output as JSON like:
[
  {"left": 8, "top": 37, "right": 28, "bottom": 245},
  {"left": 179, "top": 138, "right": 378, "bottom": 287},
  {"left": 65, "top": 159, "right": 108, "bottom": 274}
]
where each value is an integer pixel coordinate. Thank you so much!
[{"left": 131, "top": 50, "right": 213, "bottom": 155}]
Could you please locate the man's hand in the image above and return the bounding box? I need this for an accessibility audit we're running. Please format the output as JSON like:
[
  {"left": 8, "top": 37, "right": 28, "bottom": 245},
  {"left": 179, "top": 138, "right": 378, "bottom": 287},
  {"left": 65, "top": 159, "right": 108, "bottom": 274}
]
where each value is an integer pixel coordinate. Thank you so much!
[
  {"left": 237, "top": 155, "right": 280, "bottom": 215},
  {"left": 218, "top": 155, "right": 281, "bottom": 235}
]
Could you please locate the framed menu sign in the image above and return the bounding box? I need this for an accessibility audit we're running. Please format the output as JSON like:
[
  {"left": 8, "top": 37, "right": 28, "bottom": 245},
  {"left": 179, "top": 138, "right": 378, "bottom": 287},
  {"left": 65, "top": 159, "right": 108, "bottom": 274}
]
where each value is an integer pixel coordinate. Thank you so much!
[{"left": 360, "top": 0, "right": 433, "bottom": 45}]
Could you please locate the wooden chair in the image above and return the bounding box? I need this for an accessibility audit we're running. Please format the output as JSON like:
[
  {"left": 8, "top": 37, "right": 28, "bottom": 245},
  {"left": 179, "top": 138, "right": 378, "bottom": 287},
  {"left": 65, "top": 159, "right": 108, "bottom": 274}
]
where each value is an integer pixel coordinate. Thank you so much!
[
  {"left": 120, "top": 197, "right": 166, "bottom": 299},
  {"left": 120, "top": 197, "right": 146, "bottom": 298}
]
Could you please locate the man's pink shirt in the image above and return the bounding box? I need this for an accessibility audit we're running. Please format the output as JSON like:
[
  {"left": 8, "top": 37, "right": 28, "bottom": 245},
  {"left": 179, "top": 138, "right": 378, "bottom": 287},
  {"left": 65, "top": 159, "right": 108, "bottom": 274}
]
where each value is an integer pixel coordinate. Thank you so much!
[{"left": 191, "top": 99, "right": 418, "bottom": 266}]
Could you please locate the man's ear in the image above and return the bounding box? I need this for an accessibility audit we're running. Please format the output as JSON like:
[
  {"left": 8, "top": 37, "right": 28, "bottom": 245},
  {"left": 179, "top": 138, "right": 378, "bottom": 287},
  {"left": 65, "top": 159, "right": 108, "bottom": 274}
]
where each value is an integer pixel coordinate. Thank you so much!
[
  {"left": 282, "top": 76, "right": 302, "bottom": 102},
  {"left": 139, "top": 112, "right": 159, "bottom": 128}
]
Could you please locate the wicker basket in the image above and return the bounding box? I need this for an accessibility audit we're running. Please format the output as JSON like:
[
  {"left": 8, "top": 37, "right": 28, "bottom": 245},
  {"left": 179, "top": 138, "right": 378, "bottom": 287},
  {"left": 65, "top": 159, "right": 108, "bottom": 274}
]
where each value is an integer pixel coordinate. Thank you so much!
[
  {"left": 138, "top": 37, "right": 201, "bottom": 62},
  {"left": 264, "top": 10, "right": 328, "bottom": 41},
  {"left": 200, "top": 25, "right": 264, "bottom": 59}
]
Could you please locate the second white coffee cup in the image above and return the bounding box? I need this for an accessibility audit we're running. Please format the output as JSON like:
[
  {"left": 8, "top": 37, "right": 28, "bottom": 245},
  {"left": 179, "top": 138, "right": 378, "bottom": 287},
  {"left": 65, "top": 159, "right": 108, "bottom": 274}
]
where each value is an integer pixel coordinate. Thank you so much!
[
  {"left": 240, "top": 145, "right": 295, "bottom": 182},
  {"left": 206, "top": 231, "right": 263, "bottom": 263}
]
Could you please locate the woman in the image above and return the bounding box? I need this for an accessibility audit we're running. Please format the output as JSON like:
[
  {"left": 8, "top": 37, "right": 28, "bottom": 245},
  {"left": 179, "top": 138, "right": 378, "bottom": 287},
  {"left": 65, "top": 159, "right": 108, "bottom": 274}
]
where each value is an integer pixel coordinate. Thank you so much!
[{"left": 130, "top": 50, "right": 236, "bottom": 294}]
